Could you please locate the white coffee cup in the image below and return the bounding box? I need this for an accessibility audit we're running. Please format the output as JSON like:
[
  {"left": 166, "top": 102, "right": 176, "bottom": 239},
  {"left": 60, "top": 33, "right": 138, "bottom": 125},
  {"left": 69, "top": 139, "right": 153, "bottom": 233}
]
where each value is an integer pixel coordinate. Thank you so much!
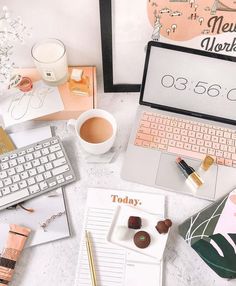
[{"left": 67, "top": 109, "right": 117, "bottom": 155}]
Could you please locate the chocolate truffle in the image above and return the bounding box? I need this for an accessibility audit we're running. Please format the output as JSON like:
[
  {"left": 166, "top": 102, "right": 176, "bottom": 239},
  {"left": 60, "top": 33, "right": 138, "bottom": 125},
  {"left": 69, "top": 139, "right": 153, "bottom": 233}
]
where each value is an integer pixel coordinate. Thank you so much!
[
  {"left": 155, "top": 221, "right": 169, "bottom": 234},
  {"left": 133, "top": 231, "right": 151, "bottom": 249},
  {"left": 164, "top": 219, "right": 172, "bottom": 228},
  {"left": 128, "top": 216, "right": 142, "bottom": 229}
]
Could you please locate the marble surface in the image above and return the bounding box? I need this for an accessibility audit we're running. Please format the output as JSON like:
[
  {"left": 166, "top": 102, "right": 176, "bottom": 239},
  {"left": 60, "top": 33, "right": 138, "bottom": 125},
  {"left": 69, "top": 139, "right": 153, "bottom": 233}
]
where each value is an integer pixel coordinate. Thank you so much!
[{"left": 6, "top": 92, "right": 235, "bottom": 286}]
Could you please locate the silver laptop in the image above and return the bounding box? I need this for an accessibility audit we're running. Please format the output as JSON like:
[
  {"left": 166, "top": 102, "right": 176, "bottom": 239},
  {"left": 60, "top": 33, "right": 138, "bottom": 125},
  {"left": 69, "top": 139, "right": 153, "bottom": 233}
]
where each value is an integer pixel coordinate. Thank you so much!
[{"left": 121, "top": 41, "right": 236, "bottom": 201}]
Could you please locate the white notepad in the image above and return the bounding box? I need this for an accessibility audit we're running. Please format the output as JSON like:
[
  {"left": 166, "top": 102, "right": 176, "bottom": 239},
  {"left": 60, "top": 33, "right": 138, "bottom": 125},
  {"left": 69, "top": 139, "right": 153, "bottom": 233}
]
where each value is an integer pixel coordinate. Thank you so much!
[{"left": 74, "top": 188, "right": 165, "bottom": 286}]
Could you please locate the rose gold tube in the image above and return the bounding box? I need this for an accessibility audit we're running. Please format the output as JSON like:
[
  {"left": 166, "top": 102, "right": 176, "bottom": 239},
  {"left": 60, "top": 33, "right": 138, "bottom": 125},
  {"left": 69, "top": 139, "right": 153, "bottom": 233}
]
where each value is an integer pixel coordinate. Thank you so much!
[{"left": 0, "top": 224, "right": 31, "bottom": 285}]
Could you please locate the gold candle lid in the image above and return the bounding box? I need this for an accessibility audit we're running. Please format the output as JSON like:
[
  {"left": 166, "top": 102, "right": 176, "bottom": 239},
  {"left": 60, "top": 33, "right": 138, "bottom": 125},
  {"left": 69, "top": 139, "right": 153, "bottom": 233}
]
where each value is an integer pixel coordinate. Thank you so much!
[{"left": 201, "top": 155, "right": 214, "bottom": 171}]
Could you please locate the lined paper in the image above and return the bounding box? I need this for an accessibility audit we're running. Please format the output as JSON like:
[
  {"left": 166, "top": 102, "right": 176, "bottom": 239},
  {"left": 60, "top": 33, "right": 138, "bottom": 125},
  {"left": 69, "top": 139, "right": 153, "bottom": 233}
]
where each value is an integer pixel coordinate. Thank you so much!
[
  {"left": 75, "top": 188, "right": 165, "bottom": 286},
  {"left": 79, "top": 208, "right": 125, "bottom": 286}
]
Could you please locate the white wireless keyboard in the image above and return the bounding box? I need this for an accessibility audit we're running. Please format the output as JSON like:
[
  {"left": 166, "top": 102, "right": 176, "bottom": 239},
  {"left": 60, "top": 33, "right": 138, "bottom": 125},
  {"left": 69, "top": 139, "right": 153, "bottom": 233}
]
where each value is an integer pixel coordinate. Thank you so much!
[{"left": 0, "top": 136, "right": 75, "bottom": 210}]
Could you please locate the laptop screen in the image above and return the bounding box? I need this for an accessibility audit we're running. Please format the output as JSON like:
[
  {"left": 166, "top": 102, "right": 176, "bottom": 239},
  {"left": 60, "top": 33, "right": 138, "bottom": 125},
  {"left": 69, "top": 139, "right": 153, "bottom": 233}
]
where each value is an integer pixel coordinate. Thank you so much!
[{"left": 141, "top": 42, "right": 236, "bottom": 124}]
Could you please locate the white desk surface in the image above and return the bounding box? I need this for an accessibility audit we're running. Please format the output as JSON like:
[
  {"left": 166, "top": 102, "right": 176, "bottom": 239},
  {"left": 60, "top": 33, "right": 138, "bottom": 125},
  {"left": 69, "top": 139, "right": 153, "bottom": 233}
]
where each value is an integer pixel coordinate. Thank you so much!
[{"left": 6, "top": 92, "right": 234, "bottom": 286}]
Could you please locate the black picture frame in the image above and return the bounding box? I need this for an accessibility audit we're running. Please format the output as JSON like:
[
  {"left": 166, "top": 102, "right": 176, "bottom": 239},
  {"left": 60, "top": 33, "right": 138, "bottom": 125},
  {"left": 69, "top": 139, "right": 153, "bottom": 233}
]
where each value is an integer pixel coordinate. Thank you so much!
[{"left": 99, "top": 0, "right": 141, "bottom": 93}]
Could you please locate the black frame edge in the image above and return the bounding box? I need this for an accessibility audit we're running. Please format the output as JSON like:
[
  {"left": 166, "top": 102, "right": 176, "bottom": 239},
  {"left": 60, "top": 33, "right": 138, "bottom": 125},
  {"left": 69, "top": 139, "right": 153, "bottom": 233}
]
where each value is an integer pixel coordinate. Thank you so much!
[{"left": 99, "top": 0, "right": 141, "bottom": 93}]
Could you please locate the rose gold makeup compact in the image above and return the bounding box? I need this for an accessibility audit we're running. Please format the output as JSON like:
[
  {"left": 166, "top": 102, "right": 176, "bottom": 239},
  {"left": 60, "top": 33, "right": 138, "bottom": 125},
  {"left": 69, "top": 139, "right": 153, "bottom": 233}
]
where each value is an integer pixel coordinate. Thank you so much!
[{"left": 122, "top": 41, "right": 236, "bottom": 201}]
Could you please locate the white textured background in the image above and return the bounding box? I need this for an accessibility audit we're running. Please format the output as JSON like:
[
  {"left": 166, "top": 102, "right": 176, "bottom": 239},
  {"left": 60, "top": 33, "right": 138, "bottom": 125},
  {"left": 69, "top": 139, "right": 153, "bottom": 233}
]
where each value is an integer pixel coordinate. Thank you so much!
[{"left": 0, "top": 1, "right": 236, "bottom": 286}]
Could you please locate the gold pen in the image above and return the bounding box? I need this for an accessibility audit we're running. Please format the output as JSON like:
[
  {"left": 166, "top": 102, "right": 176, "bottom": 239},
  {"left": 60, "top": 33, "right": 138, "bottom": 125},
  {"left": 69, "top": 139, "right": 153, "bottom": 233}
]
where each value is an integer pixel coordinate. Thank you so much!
[{"left": 85, "top": 231, "right": 97, "bottom": 286}]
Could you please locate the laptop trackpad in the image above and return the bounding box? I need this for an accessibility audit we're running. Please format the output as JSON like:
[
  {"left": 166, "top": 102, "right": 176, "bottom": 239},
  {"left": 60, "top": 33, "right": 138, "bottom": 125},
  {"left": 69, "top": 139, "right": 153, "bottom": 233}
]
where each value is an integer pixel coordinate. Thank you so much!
[{"left": 155, "top": 153, "right": 218, "bottom": 200}]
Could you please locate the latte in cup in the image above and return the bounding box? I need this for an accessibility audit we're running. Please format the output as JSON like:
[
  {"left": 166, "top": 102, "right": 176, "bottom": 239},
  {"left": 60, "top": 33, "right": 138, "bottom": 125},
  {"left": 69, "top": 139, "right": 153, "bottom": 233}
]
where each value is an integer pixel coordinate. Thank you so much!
[{"left": 79, "top": 117, "right": 113, "bottom": 144}]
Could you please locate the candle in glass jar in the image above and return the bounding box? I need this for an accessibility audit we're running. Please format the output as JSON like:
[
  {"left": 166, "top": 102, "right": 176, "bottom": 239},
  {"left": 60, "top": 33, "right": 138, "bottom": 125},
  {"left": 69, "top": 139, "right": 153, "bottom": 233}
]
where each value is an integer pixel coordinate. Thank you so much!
[{"left": 31, "top": 38, "right": 68, "bottom": 86}]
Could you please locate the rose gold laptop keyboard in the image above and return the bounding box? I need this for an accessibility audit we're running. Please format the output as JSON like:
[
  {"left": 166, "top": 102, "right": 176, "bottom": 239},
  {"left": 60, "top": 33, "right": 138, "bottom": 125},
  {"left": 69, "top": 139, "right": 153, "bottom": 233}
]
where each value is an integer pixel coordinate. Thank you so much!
[{"left": 135, "top": 112, "right": 236, "bottom": 168}]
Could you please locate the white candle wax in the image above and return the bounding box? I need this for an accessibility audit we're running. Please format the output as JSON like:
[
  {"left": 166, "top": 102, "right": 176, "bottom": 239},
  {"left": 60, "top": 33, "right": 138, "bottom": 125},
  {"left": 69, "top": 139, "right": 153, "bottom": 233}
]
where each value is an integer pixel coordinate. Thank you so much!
[{"left": 32, "top": 39, "right": 68, "bottom": 85}]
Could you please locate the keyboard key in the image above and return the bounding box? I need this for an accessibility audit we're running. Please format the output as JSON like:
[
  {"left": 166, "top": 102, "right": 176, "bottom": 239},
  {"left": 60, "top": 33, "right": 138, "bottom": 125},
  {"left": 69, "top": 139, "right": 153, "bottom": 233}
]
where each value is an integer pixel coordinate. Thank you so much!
[
  {"left": 2, "top": 187, "right": 11, "bottom": 195},
  {"left": 207, "top": 148, "right": 215, "bottom": 156},
  {"left": 151, "top": 123, "right": 158, "bottom": 129},
  {"left": 192, "top": 145, "right": 199, "bottom": 152},
  {"left": 29, "top": 169, "right": 37, "bottom": 177},
  {"left": 0, "top": 171, "right": 7, "bottom": 179},
  {"left": 45, "top": 163, "right": 53, "bottom": 170},
  {"left": 138, "top": 127, "right": 150, "bottom": 134},
  {"left": 1, "top": 162, "right": 9, "bottom": 170},
  {"left": 9, "top": 159, "right": 17, "bottom": 167},
  {"left": 173, "top": 128, "right": 180, "bottom": 134},
  {"left": 140, "top": 120, "right": 150, "bottom": 128},
  {"left": 200, "top": 146, "right": 207, "bottom": 154},
  {"left": 49, "top": 181, "right": 57, "bottom": 187},
  {"left": 205, "top": 141, "right": 212, "bottom": 148},
  {"left": 216, "top": 130, "right": 223, "bottom": 137},
  {"left": 4, "top": 178, "right": 12, "bottom": 186},
  {"left": 43, "top": 142, "right": 50, "bottom": 147},
  {"left": 32, "top": 159, "right": 40, "bottom": 167},
  {"left": 16, "top": 165, "right": 24, "bottom": 173},
  {"left": 10, "top": 154, "right": 17, "bottom": 159},
  {"left": 20, "top": 172, "right": 29, "bottom": 180},
  {"left": 36, "top": 174, "right": 44, "bottom": 182},
  {"left": 142, "top": 141, "right": 150, "bottom": 147},
  {"left": 50, "top": 144, "right": 61, "bottom": 153},
  {"left": 57, "top": 178, "right": 65, "bottom": 184},
  {"left": 65, "top": 175, "right": 73, "bottom": 180},
  {"left": 39, "top": 182, "right": 48, "bottom": 190},
  {"left": 217, "top": 157, "right": 224, "bottom": 165},
  {"left": 51, "top": 139, "right": 59, "bottom": 144},
  {"left": 219, "top": 138, "right": 227, "bottom": 144},
  {"left": 196, "top": 133, "right": 203, "bottom": 139},
  {"left": 136, "top": 133, "right": 153, "bottom": 142},
  {"left": 180, "top": 129, "right": 188, "bottom": 136},
  {"left": 48, "top": 154, "right": 56, "bottom": 161},
  {"left": 166, "top": 133, "right": 173, "bottom": 139},
  {"left": 27, "top": 178, "right": 36, "bottom": 186},
  {"left": 225, "top": 159, "right": 233, "bottom": 167},
  {"left": 151, "top": 129, "right": 158, "bottom": 136},
  {"left": 42, "top": 148, "right": 50, "bottom": 155},
  {"left": 0, "top": 189, "right": 29, "bottom": 206},
  {"left": 56, "top": 151, "right": 64, "bottom": 158},
  {"left": 19, "top": 181, "right": 27, "bottom": 188},
  {"left": 52, "top": 165, "right": 70, "bottom": 176},
  {"left": 25, "top": 154, "right": 34, "bottom": 161},
  {"left": 150, "top": 143, "right": 158, "bottom": 149},
  {"left": 161, "top": 138, "right": 168, "bottom": 145},
  {"left": 154, "top": 137, "right": 161, "bottom": 144},
  {"left": 10, "top": 184, "right": 19, "bottom": 192},
  {"left": 216, "top": 150, "right": 223, "bottom": 157},
  {"left": 44, "top": 171, "right": 52, "bottom": 179},
  {"left": 33, "top": 151, "right": 41, "bottom": 158},
  {"left": 53, "top": 158, "right": 67, "bottom": 168},
  {"left": 173, "top": 134, "right": 181, "bottom": 141},
  {"left": 24, "top": 162, "right": 32, "bottom": 170},
  {"left": 29, "top": 185, "right": 40, "bottom": 194},
  {"left": 8, "top": 168, "right": 16, "bottom": 176},
  {"left": 184, "top": 143, "right": 191, "bottom": 150},
  {"left": 37, "top": 166, "right": 45, "bottom": 173},
  {"left": 40, "top": 157, "right": 48, "bottom": 164},
  {"left": 35, "top": 144, "right": 42, "bottom": 150},
  {"left": 176, "top": 142, "right": 184, "bottom": 148},
  {"left": 12, "top": 174, "right": 20, "bottom": 183},
  {"left": 158, "top": 144, "right": 167, "bottom": 150}
]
